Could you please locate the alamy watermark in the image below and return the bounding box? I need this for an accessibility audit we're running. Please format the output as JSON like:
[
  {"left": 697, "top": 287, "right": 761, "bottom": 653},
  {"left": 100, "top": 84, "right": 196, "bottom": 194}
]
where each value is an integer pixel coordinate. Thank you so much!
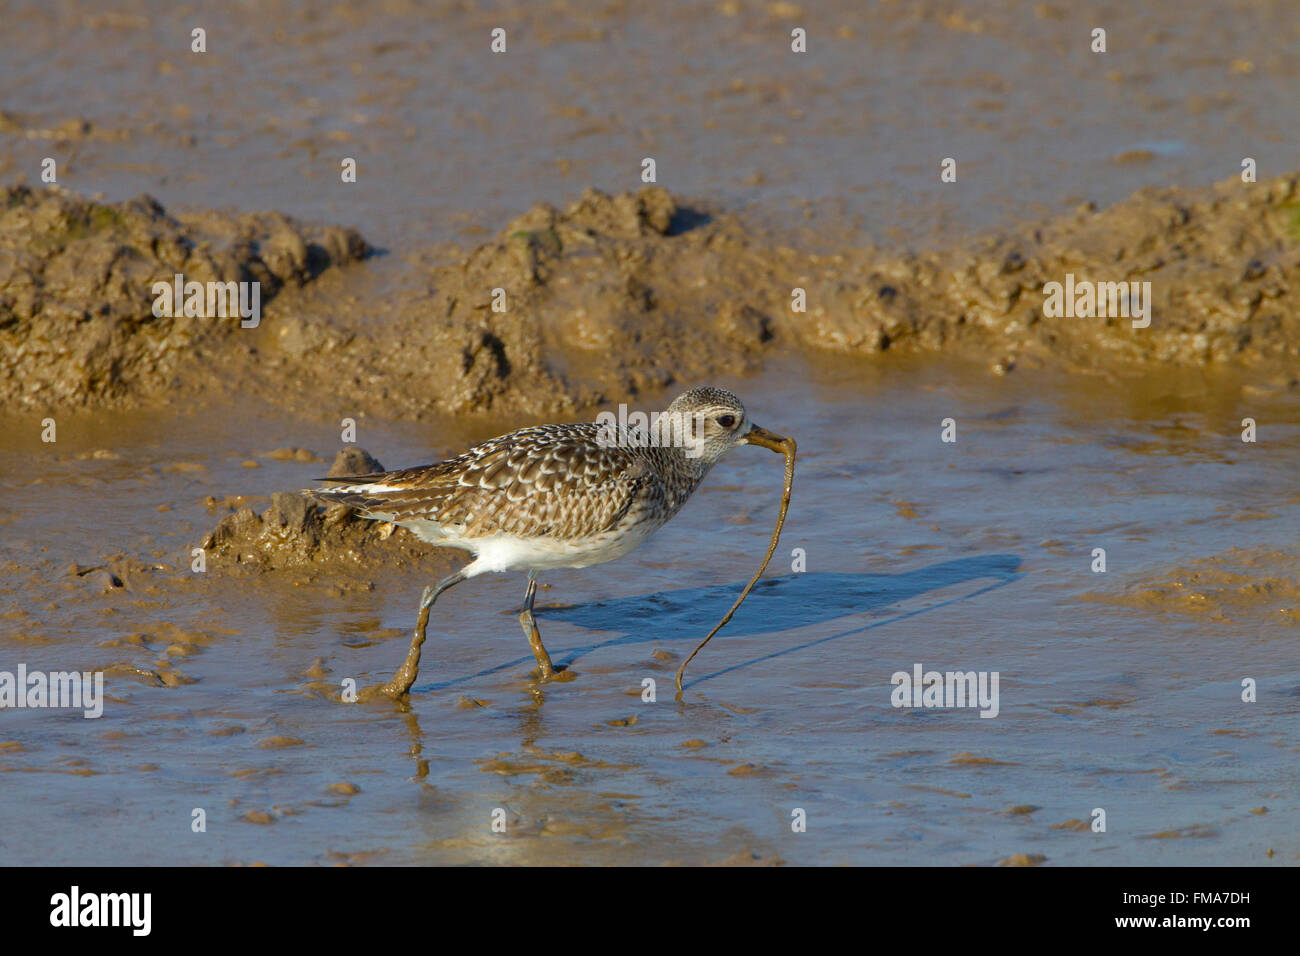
[
  {"left": 50, "top": 886, "right": 150, "bottom": 936},
  {"left": 152, "top": 273, "right": 261, "bottom": 328},
  {"left": 595, "top": 405, "right": 709, "bottom": 459},
  {"left": 1043, "top": 274, "right": 1151, "bottom": 329},
  {"left": 0, "top": 665, "right": 104, "bottom": 718},
  {"left": 891, "top": 663, "right": 999, "bottom": 718}
]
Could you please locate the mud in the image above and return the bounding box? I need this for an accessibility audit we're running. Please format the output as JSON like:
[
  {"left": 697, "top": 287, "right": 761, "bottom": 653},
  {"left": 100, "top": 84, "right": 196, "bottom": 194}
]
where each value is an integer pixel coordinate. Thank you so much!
[
  {"left": 0, "top": 183, "right": 368, "bottom": 409},
  {"left": 432, "top": 170, "right": 1300, "bottom": 382},
  {"left": 200, "top": 448, "right": 437, "bottom": 573},
  {"left": 7, "top": 171, "right": 1299, "bottom": 420},
  {"left": 1085, "top": 546, "right": 1300, "bottom": 627}
]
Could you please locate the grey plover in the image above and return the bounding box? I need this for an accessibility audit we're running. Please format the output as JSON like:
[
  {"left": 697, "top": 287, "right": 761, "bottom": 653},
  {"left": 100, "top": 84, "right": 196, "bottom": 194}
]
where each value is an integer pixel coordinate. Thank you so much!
[{"left": 310, "top": 386, "right": 794, "bottom": 699}]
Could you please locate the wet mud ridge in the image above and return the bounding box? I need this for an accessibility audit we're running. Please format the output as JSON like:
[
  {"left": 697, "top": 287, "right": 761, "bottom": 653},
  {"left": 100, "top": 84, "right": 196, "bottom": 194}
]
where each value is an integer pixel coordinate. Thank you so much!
[
  {"left": 201, "top": 448, "right": 439, "bottom": 574},
  {"left": 0, "top": 183, "right": 369, "bottom": 409},
  {"left": 4, "top": 171, "right": 1299, "bottom": 420}
]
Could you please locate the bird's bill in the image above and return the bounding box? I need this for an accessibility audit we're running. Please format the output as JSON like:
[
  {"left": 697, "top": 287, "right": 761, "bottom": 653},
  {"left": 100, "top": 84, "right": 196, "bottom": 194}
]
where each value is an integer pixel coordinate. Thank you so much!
[{"left": 742, "top": 424, "right": 795, "bottom": 455}]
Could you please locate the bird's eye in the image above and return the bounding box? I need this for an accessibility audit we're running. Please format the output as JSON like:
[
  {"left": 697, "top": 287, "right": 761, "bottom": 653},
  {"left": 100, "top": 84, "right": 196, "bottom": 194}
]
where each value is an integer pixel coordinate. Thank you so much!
[{"left": 717, "top": 414, "right": 737, "bottom": 428}]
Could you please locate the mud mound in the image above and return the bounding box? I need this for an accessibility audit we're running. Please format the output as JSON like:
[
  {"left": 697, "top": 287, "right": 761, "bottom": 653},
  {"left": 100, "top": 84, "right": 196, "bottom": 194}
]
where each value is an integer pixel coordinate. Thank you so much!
[
  {"left": 816, "top": 172, "right": 1300, "bottom": 370},
  {"left": 0, "top": 184, "right": 368, "bottom": 409},
  {"left": 1084, "top": 546, "right": 1300, "bottom": 627},
  {"left": 7, "top": 173, "right": 1299, "bottom": 420},
  {"left": 393, "top": 185, "right": 693, "bottom": 411},
  {"left": 314, "top": 174, "right": 1300, "bottom": 419},
  {"left": 415, "top": 185, "right": 768, "bottom": 398},
  {"left": 200, "top": 491, "right": 433, "bottom": 572},
  {"left": 200, "top": 449, "right": 437, "bottom": 572},
  {"left": 458, "top": 176, "right": 1300, "bottom": 381},
  {"left": 257, "top": 185, "right": 745, "bottom": 419}
]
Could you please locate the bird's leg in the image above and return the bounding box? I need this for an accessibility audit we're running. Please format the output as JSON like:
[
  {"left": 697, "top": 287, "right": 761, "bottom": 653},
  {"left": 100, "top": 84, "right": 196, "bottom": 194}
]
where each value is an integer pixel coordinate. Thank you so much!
[
  {"left": 518, "top": 571, "right": 555, "bottom": 679},
  {"left": 361, "top": 570, "right": 466, "bottom": 701}
]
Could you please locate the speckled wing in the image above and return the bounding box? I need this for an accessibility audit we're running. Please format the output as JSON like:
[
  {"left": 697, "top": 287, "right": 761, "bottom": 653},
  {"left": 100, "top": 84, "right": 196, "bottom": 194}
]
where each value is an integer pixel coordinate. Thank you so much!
[{"left": 311, "top": 423, "right": 658, "bottom": 539}]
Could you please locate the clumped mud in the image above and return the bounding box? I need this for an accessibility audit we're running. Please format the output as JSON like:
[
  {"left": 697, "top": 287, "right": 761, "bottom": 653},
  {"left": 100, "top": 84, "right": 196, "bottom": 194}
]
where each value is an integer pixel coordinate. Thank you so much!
[
  {"left": 1085, "top": 546, "right": 1300, "bottom": 627},
  {"left": 257, "top": 185, "right": 739, "bottom": 418},
  {"left": 0, "top": 183, "right": 368, "bottom": 409},
  {"left": 268, "top": 172, "right": 1300, "bottom": 418},
  {"left": 6, "top": 172, "right": 1300, "bottom": 418},
  {"left": 913, "top": 174, "right": 1300, "bottom": 370},
  {"left": 200, "top": 448, "right": 438, "bottom": 573}
]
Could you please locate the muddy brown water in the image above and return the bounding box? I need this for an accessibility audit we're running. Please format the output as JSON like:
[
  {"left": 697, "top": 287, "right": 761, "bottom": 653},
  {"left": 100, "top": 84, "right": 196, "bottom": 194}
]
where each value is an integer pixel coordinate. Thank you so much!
[
  {"left": 2, "top": 356, "right": 1297, "bottom": 865},
  {"left": 2, "top": 0, "right": 1298, "bottom": 865}
]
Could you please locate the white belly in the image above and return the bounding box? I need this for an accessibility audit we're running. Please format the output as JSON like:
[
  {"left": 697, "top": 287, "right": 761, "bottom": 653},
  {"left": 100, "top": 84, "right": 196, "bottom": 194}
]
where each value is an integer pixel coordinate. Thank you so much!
[{"left": 401, "top": 519, "right": 661, "bottom": 576}]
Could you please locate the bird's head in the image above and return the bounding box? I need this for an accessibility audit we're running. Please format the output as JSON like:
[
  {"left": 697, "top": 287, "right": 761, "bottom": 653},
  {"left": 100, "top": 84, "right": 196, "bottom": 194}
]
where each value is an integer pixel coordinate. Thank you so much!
[{"left": 660, "top": 385, "right": 793, "bottom": 466}]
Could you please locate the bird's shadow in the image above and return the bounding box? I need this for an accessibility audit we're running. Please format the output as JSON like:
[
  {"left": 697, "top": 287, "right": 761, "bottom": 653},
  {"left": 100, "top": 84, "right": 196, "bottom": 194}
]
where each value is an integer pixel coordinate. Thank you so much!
[{"left": 413, "top": 554, "right": 1024, "bottom": 693}]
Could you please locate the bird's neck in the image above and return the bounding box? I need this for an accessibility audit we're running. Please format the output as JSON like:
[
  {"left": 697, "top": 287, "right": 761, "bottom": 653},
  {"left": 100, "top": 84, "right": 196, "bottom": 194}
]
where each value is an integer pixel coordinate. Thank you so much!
[{"left": 646, "top": 444, "right": 713, "bottom": 510}]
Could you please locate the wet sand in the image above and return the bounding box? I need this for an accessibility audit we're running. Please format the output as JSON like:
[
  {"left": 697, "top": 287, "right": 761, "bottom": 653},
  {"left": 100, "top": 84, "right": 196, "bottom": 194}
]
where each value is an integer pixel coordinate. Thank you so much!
[{"left": 2, "top": 0, "right": 1298, "bottom": 866}]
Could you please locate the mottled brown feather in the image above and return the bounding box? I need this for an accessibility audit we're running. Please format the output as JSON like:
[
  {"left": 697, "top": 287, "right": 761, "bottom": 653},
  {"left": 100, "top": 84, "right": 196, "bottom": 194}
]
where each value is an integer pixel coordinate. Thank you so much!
[{"left": 310, "top": 423, "right": 682, "bottom": 540}]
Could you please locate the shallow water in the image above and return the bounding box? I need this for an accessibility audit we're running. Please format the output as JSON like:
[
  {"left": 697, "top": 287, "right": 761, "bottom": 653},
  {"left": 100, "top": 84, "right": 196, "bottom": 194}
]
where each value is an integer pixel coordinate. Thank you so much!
[{"left": 2, "top": 357, "right": 1296, "bottom": 865}]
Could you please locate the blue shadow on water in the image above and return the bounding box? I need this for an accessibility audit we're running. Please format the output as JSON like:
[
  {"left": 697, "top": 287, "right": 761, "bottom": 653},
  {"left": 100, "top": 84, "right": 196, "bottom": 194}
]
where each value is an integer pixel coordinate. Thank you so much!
[{"left": 413, "top": 553, "right": 1024, "bottom": 693}]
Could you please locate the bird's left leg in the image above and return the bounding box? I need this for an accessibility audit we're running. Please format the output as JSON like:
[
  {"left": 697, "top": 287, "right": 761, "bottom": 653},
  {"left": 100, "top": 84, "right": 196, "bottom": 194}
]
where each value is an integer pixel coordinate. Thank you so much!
[
  {"left": 360, "top": 569, "right": 466, "bottom": 701},
  {"left": 518, "top": 571, "right": 555, "bottom": 679}
]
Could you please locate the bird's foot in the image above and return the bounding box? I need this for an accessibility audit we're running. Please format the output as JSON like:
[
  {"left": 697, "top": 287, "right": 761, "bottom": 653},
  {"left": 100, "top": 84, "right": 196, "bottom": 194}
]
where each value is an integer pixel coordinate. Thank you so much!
[
  {"left": 531, "top": 664, "right": 577, "bottom": 683},
  {"left": 354, "top": 679, "right": 410, "bottom": 703},
  {"left": 350, "top": 655, "right": 421, "bottom": 703}
]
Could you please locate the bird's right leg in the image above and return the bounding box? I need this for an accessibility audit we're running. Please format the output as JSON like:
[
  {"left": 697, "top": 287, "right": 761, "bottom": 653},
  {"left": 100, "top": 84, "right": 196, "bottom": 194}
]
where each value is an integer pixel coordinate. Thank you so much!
[
  {"left": 518, "top": 571, "right": 555, "bottom": 679},
  {"left": 361, "top": 570, "right": 467, "bottom": 701}
]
